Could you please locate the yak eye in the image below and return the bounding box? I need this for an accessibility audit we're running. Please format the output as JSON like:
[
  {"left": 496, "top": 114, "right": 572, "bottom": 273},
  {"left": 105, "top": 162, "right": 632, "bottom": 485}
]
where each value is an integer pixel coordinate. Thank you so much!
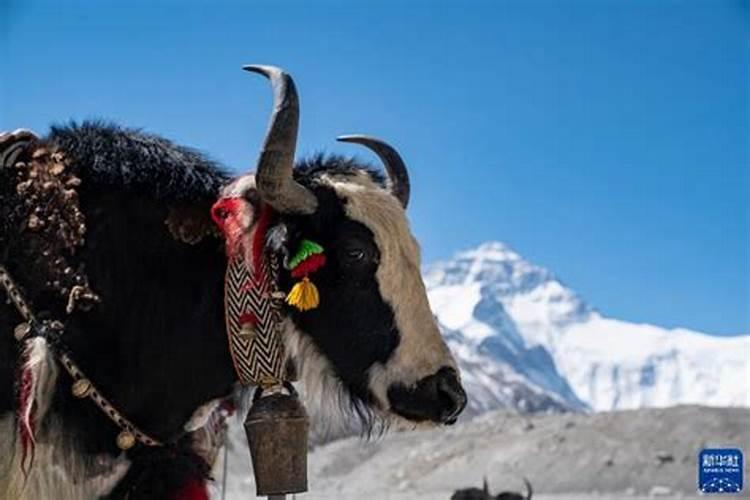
[{"left": 347, "top": 248, "right": 366, "bottom": 262}]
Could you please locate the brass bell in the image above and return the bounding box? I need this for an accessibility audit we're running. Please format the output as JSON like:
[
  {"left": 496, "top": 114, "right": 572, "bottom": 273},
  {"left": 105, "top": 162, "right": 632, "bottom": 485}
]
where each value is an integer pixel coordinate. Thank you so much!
[
  {"left": 116, "top": 430, "right": 136, "bottom": 450},
  {"left": 244, "top": 388, "right": 309, "bottom": 496},
  {"left": 71, "top": 378, "right": 92, "bottom": 398}
]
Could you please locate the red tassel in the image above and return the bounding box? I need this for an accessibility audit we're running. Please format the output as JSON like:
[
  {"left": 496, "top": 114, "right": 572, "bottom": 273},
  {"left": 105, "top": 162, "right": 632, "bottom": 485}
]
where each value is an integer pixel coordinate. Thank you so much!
[
  {"left": 171, "top": 477, "right": 209, "bottom": 500},
  {"left": 17, "top": 364, "right": 35, "bottom": 476},
  {"left": 291, "top": 253, "right": 327, "bottom": 278},
  {"left": 251, "top": 204, "right": 273, "bottom": 273},
  {"left": 239, "top": 312, "right": 257, "bottom": 326}
]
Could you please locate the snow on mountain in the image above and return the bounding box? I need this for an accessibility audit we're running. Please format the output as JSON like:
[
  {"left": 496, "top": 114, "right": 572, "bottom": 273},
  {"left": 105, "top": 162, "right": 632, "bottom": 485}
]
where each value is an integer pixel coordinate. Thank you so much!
[
  {"left": 443, "top": 325, "right": 582, "bottom": 415},
  {"left": 425, "top": 241, "right": 749, "bottom": 412}
]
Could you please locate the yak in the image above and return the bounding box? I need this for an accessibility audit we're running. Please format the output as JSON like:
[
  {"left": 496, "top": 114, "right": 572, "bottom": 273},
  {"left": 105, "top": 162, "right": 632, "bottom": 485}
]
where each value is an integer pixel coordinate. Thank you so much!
[
  {"left": 0, "top": 66, "right": 467, "bottom": 499},
  {"left": 451, "top": 478, "right": 533, "bottom": 500}
]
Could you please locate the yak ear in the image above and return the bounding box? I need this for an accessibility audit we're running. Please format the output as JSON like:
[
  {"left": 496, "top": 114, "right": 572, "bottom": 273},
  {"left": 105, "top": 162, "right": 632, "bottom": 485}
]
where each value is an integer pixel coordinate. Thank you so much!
[
  {"left": 165, "top": 205, "right": 220, "bottom": 244},
  {"left": 166, "top": 175, "right": 262, "bottom": 246}
]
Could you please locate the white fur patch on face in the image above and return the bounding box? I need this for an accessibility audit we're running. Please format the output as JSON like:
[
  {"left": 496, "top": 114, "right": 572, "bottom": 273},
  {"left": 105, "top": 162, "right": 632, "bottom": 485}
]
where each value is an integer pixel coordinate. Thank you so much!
[
  {"left": 280, "top": 319, "right": 440, "bottom": 438},
  {"left": 318, "top": 176, "right": 458, "bottom": 413},
  {"left": 220, "top": 174, "right": 256, "bottom": 199},
  {"left": 279, "top": 318, "right": 358, "bottom": 438}
]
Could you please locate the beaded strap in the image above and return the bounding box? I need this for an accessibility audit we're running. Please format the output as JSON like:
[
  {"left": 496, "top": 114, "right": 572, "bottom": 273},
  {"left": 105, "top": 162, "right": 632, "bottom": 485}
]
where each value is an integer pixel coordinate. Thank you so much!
[{"left": 1, "top": 264, "right": 161, "bottom": 449}]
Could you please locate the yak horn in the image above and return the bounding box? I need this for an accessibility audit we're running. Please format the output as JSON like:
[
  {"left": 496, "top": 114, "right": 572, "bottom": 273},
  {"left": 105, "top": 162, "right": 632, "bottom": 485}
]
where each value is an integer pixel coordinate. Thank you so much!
[
  {"left": 337, "top": 135, "right": 411, "bottom": 208},
  {"left": 244, "top": 65, "right": 317, "bottom": 214}
]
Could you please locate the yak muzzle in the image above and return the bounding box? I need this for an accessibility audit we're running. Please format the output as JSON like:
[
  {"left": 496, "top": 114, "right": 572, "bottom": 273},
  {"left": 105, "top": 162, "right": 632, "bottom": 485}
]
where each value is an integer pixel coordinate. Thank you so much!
[{"left": 387, "top": 367, "right": 467, "bottom": 424}]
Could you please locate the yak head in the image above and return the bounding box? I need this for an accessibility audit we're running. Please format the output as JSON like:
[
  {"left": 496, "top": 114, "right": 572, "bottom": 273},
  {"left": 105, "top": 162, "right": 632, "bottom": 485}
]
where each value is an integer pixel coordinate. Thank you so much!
[{"left": 235, "top": 66, "right": 466, "bottom": 430}]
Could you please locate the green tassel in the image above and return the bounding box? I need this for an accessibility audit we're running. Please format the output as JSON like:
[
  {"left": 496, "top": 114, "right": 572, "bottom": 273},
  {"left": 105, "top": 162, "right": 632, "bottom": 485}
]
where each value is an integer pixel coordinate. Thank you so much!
[{"left": 288, "top": 239, "right": 324, "bottom": 269}]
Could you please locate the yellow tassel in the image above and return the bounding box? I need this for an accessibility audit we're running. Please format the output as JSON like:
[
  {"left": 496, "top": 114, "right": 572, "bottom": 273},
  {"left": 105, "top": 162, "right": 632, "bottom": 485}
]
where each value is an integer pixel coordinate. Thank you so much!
[{"left": 286, "top": 277, "right": 320, "bottom": 311}]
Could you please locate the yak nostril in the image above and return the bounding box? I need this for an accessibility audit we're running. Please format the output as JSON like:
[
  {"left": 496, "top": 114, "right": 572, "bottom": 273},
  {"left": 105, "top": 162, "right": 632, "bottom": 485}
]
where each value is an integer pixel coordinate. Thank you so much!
[{"left": 436, "top": 369, "right": 468, "bottom": 421}]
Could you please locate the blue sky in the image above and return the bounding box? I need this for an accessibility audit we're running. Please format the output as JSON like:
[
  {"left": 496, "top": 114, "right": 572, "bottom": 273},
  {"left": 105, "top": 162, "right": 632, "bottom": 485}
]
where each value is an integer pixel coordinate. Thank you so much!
[{"left": 2, "top": 1, "right": 747, "bottom": 335}]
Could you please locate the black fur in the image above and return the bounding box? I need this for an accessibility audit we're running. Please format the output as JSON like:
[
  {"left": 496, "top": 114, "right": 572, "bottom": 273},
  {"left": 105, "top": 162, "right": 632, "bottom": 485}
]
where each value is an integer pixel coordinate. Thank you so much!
[
  {"left": 451, "top": 479, "right": 533, "bottom": 500},
  {"left": 49, "top": 121, "right": 228, "bottom": 203},
  {"left": 0, "top": 121, "right": 405, "bottom": 495},
  {"left": 1, "top": 122, "right": 235, "bottom": 497},
  {"left": 1, "top": 120, "right": 466, "bottom": 496},
  {"left": 107, "top": 435, "right": 210, "bottom": 500}
]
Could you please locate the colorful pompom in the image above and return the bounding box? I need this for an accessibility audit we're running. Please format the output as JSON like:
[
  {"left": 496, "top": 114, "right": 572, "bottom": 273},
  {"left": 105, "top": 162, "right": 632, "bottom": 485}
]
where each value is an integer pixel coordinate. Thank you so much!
[
  {"left": 291, "top": 253, "right": 326, "bottom": 279},
  {"left": 287, "top": 239, "right": 324, "bottom": 269},
  {"left": 286, "top": 277, "right": 320, "bottom": 311},
  {"left": 286, "top": 239, "right": 326, "bottom": 311}
]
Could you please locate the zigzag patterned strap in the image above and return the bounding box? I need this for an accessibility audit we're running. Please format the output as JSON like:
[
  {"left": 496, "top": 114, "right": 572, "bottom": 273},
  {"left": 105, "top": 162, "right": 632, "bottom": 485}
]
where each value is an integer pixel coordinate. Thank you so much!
[{"left": 224, "top": 250, "right": 286, "bottom": 387}]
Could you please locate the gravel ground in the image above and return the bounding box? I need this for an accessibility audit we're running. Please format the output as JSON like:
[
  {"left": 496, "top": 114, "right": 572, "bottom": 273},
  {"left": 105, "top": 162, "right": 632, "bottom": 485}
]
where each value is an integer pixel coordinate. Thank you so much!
[
  {"left": 278, "top": 494, "right": 706, "bottom": 500},
  {"left": 215, "top": 405, "right": 749, "bottom": 499}
]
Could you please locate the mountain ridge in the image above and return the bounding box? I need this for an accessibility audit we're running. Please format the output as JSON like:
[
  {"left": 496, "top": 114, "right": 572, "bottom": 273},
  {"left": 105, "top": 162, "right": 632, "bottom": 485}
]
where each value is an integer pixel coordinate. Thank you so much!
[{"left": 425, "top": 241, "right": 749, "bottom": 413}]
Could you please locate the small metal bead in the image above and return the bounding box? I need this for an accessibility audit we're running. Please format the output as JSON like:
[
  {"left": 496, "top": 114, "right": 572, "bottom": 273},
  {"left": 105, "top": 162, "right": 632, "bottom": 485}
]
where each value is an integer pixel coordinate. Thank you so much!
[
  {"left": 116, "top": 431, "right": 136, "bottom": 450},
  {"left": 71, "top": 378, "right": 92, "bottom": 398}
]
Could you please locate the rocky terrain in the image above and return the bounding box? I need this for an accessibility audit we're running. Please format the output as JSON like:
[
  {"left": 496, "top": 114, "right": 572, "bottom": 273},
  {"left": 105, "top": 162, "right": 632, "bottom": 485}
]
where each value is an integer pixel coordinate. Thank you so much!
[{"left": 214, "top": 405, "right": 748, "bottom": 499}]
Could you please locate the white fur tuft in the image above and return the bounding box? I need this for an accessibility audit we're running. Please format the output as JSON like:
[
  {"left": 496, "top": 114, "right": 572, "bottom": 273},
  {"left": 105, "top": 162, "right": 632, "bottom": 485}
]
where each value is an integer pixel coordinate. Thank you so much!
[{"left": 18, "top": 337, "right": 58, "bottom": 447}]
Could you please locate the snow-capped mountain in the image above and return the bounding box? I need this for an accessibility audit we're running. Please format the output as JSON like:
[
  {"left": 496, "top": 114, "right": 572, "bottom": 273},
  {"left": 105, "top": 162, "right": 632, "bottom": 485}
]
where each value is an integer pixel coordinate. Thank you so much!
[{"left": 425, "top": 242, "right": 749, "bottom": 413}]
